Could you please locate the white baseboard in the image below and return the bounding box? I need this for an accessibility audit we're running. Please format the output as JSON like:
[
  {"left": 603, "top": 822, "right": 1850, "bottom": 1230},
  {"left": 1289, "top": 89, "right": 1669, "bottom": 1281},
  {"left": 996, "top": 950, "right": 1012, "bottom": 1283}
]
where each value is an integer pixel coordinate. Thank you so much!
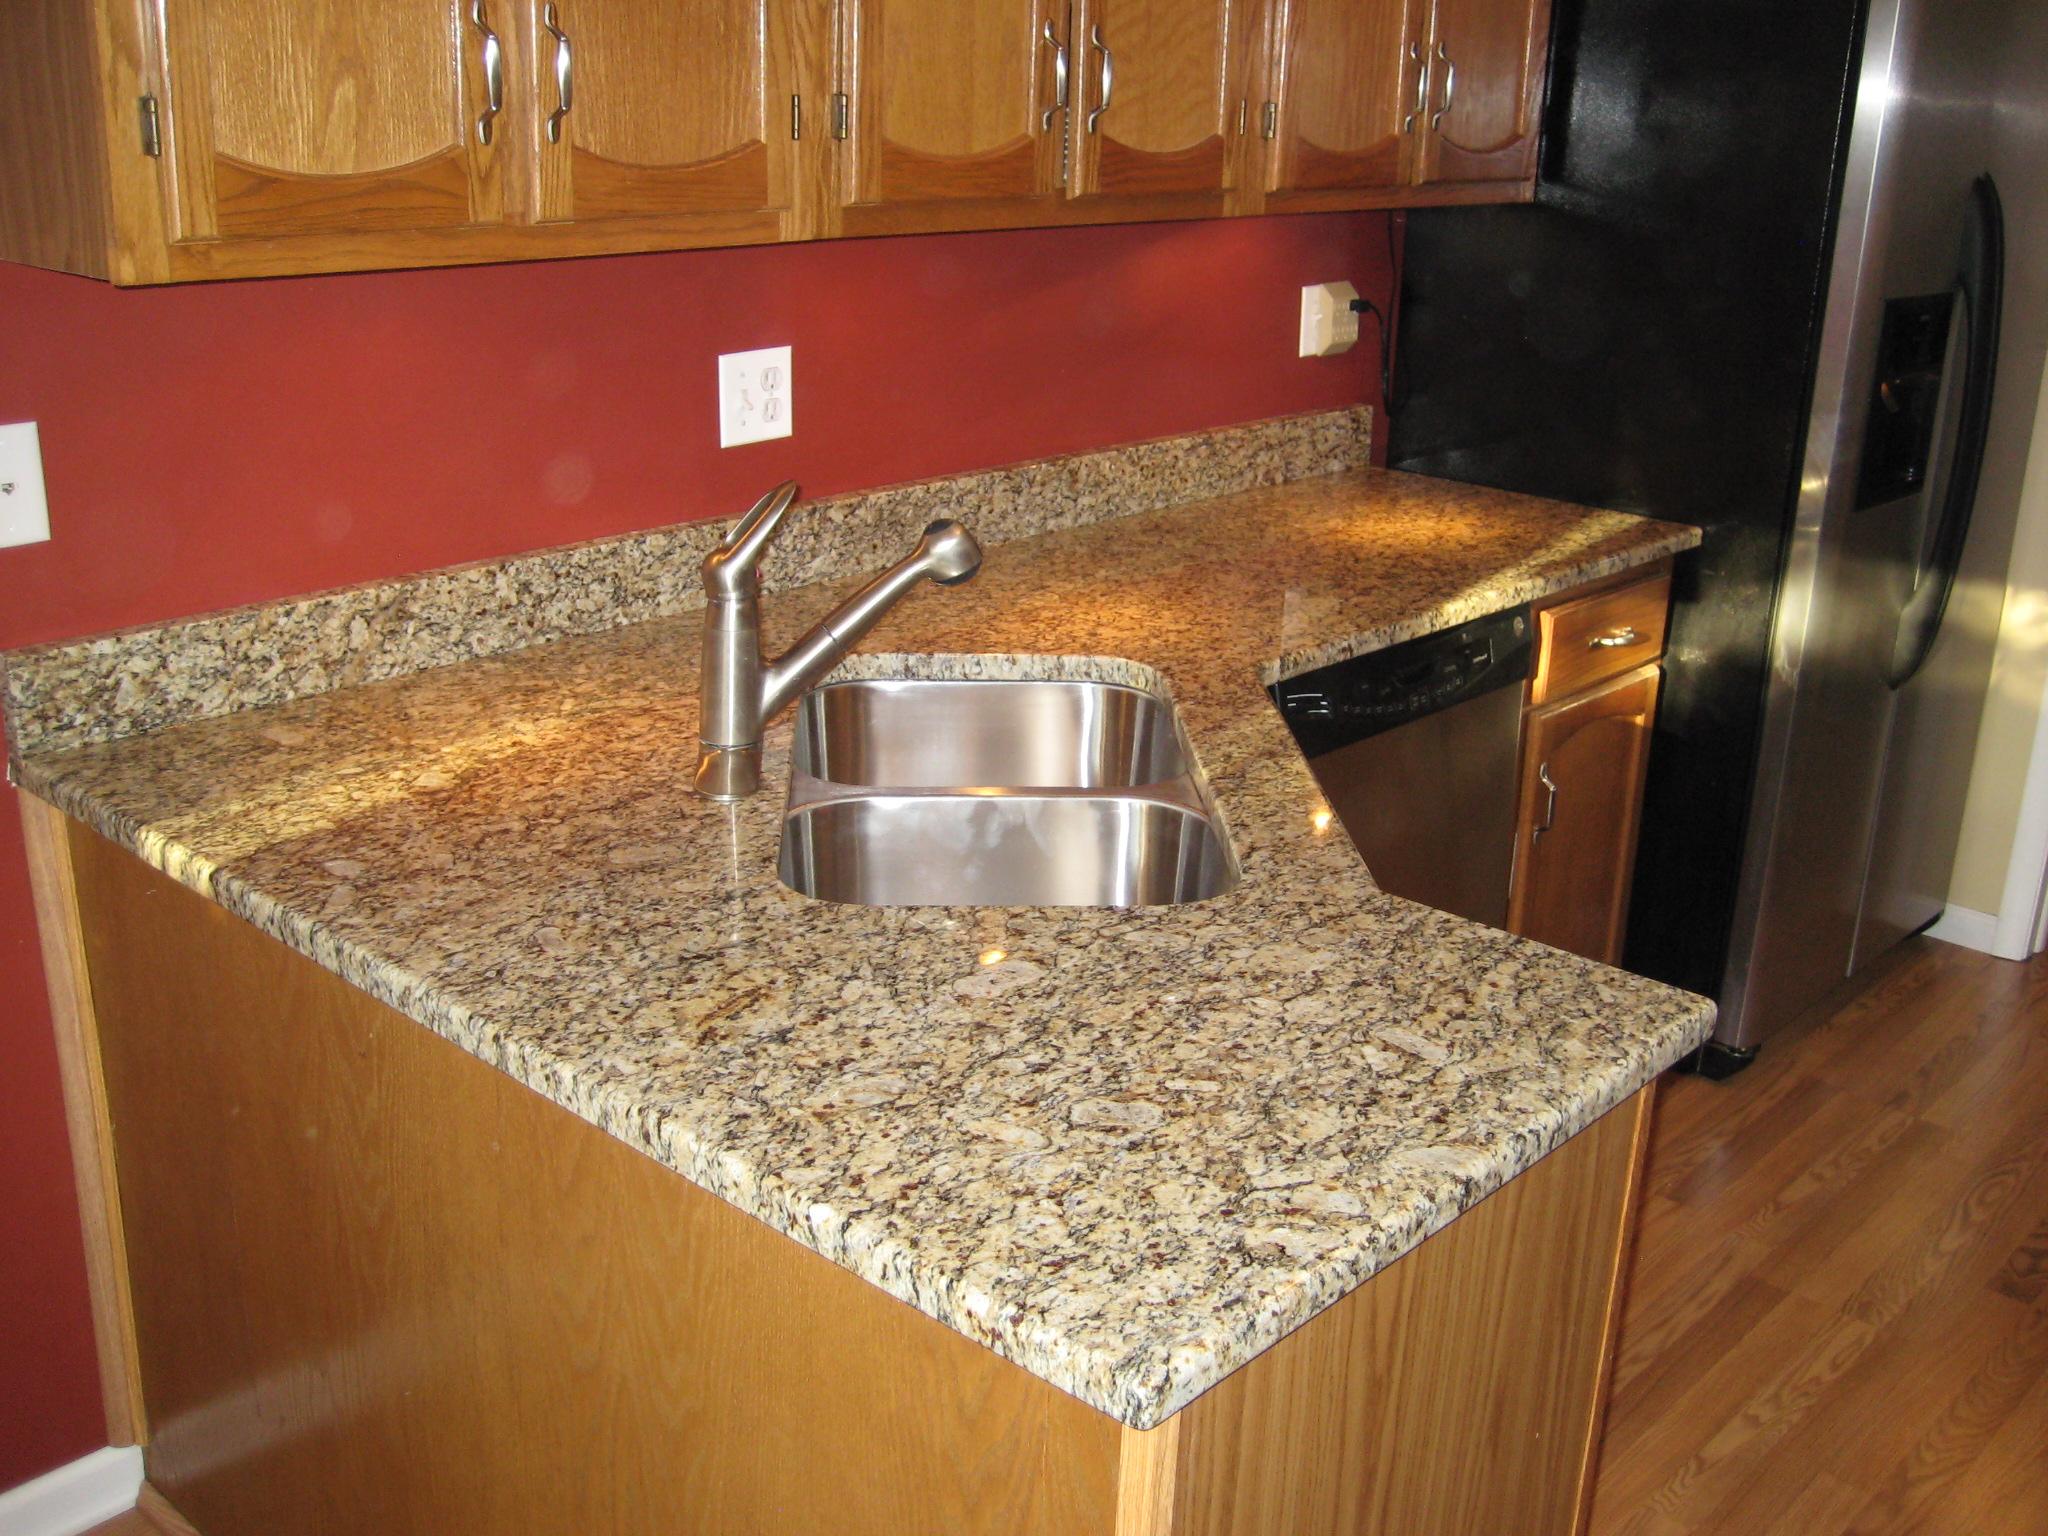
[
  {"left": 0, "top": 1447, "right": 143, "bottom": 1536},
  {"left": 1925, "top": 904, "right": 2007, "bottom": 956}
]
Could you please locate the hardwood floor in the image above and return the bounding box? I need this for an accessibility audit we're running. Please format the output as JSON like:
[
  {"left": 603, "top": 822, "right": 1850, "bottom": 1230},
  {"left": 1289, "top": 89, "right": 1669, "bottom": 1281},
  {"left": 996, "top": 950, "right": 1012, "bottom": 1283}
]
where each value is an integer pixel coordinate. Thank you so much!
[
  {"left": 77, "top": 937, "right": 2048, "bottom": 1536},
  {"left": 1589, "top": 936, "right": 2048, "bottom": 1536}
]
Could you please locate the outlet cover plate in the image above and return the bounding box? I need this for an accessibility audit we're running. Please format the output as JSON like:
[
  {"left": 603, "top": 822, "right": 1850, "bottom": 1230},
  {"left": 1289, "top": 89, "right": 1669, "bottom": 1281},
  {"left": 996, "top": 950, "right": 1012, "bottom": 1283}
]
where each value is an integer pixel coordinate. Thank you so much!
[
  {"left": 1299, "top": 282, "right": 1361, "bottom": 358},
  {"left": 0, "top": 420, "right": 50, "bottom": 548},
  {"left": 718, "top": 346, "right": 793, "bottom": 448}
]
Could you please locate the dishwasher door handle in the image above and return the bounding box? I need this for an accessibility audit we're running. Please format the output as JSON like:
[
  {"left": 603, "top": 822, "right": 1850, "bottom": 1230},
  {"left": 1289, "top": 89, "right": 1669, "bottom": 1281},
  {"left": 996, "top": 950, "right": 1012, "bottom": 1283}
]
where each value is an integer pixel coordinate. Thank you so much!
[{"left": 1535, "top": 763, "right": 1559, "bottom": 837}]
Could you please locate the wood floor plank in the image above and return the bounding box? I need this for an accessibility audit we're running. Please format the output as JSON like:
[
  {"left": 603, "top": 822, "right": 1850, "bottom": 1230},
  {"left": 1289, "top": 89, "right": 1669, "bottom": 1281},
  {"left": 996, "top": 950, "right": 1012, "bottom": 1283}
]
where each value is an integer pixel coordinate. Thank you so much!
[
  {"left": 1756, "top": 1470, "right": 1871, "bottom": 1536},
  {"left": 1898, "top": 1364, "right": 2048, "bottom": 1536},
  {"left": 1991, "top": 1211, "right": 2048, "bottom": 1305},
  {"left": 1590, "top": 1284, "right": 1835, "bottom": 1518},
  {"left": 1592, "top": 938, "right": 2048, "bottom": 1536},
  {"left": 1840, "top": 1299, "right": 2048, "bottom": 1535}
]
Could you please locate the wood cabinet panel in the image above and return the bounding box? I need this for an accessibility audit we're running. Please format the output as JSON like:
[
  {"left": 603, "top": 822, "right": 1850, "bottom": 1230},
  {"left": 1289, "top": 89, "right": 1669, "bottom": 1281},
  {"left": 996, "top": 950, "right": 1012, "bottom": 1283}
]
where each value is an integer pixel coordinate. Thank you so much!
[
  {"left": 1531, "top": 564, "right": 1673, "bottom": 705},
  {"left": 1415, "top": 0, "right": 1549, "bottom": 186},
  {"left": 1508, "top": 665, "right": 1661, "bottom": 966},
  {"left": 838, "top": 0, "right": 1065, "bottom": 232},
  {"left": 68, "top": 820, "right": 1124, "bottom": 1536},
  {"left": 528, "top": 0, "right": 805, "bottom": 239},
  {"left": 1070, "top": 0, "right": 1242, "bottom": 204},
  {"left": 1170, "top": 1087, "right": 1654, "bottom": 1536},
  {"left": 156, "top": 0, "right": 501, "bottom": 240},
  {"left": 1259, "top": 0, "right": 1417, "bottom": 199}
]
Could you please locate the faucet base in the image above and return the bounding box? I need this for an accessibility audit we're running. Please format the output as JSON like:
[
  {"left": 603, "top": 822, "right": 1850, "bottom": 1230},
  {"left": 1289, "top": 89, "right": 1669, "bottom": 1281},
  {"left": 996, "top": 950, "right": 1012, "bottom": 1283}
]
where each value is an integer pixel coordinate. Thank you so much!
[{"left": 694, "top": 744, "right": 763, "bottom": 801}]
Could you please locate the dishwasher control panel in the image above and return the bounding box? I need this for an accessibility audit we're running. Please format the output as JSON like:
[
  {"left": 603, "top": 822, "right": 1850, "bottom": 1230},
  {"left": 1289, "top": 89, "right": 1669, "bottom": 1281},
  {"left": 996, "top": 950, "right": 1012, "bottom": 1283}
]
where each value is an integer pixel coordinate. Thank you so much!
[{"left": 1271, "top": 606, "right": 1532, "bottom": 759}]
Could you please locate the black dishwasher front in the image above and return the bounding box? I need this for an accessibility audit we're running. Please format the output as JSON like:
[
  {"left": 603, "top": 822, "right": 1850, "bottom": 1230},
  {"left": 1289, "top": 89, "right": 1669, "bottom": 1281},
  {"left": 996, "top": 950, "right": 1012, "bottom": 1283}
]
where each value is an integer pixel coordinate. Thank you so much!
[{"left": 1270, "top": 607, "right": 1531, "bottom": 929}]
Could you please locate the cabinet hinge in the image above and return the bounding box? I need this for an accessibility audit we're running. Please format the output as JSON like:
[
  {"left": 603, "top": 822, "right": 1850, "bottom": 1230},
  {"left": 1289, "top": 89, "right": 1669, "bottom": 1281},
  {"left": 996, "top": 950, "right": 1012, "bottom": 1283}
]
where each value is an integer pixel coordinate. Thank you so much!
[
  {"left": 138, "top": 94, "right": 162, "bottom": 157},
  {"left": 830, "top": 92, "right": 849, "bottom": 141},
  {"left": 1261, "top": 100, "right": 1277, "bottom": 140},
  {"left": 791, "top": 93, "right": 802, "bottom": 140}
]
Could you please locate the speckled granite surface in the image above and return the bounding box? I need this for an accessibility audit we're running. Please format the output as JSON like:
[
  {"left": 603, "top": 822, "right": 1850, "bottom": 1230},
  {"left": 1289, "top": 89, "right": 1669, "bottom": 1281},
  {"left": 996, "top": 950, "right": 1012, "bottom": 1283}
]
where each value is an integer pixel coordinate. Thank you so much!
[
  {"left": 15, "top": 466, "right": 1713, "bottom": 1430},
  {"left": 1, "top": 406, "right": 1369, "bottom": 760}
]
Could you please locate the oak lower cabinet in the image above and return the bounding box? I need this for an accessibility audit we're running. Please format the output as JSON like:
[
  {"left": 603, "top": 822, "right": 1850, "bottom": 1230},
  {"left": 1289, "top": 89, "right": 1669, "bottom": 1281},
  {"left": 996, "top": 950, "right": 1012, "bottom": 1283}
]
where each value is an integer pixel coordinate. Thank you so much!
[
  {"left": 35, "top": 799, "right": 1651, "bottom": 1536},
  {"left": 1508, "top": 563, "right": 1673, "bottom": 967},
  {"left": 1509, "top": 665, "right": 1661, "bottom": 966}
]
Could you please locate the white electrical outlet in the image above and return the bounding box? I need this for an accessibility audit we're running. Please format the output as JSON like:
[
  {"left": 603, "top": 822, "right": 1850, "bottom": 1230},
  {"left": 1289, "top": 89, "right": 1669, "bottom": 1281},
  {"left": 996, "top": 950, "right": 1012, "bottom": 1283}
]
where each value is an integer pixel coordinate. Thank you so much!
[
  {"left": 0, "top": 420, "right": 51, "bottom": 548},
  {"left": 718, "top": 346, "right": 793, "bottom": 448},
  {"left": 1299, "top": 282, "right": 1361, "bottom": 358}
]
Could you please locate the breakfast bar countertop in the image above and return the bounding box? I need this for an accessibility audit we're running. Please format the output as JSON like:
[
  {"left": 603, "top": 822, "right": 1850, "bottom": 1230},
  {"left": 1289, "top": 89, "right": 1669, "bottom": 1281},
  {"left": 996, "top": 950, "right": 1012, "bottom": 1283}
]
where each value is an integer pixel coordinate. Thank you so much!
[{"left": 12, "top": 464, "right": 1714, "bottom": 1430}]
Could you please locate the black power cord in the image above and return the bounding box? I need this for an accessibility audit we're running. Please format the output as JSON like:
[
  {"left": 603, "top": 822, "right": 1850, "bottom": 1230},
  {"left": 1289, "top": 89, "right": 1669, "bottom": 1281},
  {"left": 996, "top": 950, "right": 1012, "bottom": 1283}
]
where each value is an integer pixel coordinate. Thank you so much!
[
  {"left": 1349, "top": 214, "right": 1405, "bottom": 418},
  {"left": 1349, "top": 296, "right": 1395, "bottom": 418}
]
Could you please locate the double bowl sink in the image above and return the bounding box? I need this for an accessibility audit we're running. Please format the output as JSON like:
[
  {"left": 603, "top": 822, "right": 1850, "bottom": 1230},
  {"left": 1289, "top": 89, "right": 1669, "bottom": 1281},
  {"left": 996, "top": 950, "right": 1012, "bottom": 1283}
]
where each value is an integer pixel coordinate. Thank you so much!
[{"left": 775, "top": 677, "right": 1239, "bottom": 908}]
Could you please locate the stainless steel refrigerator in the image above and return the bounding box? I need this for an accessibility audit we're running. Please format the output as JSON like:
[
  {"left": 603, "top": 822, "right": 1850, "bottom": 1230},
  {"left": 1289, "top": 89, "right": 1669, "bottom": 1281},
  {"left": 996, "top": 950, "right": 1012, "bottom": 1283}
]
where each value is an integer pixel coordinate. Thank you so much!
[{"left": 1388, "top": 0, "right": 2023, "bottom": 1072}]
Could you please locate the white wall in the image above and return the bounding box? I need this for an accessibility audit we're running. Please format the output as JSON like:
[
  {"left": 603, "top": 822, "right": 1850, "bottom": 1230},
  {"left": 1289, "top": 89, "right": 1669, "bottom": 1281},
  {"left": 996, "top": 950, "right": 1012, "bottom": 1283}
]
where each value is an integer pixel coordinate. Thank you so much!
[{"left": 1940, "top": 0, "right": 2048, "bottom": 939}]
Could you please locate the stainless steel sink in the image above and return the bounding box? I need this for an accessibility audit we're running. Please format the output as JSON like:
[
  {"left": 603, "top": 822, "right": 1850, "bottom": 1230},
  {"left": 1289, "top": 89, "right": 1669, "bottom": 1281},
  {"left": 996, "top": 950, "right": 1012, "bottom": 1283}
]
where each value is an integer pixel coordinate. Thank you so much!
[{"left": 776, "top": 678, "right": 1237, "bottom": 907}]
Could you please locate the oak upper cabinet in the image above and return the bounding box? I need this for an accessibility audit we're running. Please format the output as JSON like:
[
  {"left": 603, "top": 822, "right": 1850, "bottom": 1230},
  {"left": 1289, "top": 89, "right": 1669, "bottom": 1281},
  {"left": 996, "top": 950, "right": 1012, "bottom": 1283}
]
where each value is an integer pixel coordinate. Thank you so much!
[
  {"left": 1066, "top": 0, "right": 1246, "bottom": 214},
  {"left": 155, "top": 0, "right": 504, "bottom": 249},
  {"left": 1249, "top": 0, "right": 1550, "bottom": 210},
  {"left": 1411, "top": 0, "right": 1551, "bottom": 188},
  {"left": 0, "top": 0, "right": 1551, "bottom": 280},
  {"left": 833, "top": 0, "right": 1067, "bottom": 236},
  {"left": 525, "top": 0, "right": 812, "bottom": 245},
  {"left": 1251, "top": 0, "right": 1418, "bottom": 210}
]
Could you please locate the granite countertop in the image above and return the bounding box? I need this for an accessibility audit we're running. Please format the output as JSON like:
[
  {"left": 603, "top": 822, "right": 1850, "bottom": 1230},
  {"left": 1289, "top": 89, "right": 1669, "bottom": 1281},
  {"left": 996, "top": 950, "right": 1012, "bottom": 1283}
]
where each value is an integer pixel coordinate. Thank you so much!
[{"left": 16, "top": 466, "right": 1715, "bottom": 1430}]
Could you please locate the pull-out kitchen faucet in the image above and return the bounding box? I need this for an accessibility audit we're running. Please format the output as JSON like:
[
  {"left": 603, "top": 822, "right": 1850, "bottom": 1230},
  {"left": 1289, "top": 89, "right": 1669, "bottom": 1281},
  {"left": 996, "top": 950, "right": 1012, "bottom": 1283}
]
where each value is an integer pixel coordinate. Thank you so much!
[{"left": 694, "top": 481, "right": 983, "bottom": 800}]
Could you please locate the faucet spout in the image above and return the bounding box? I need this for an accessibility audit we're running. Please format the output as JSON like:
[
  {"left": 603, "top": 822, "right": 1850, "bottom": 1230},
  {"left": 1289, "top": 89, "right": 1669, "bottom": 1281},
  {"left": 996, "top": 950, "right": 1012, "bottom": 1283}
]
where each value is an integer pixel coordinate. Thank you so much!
[
  {"left": 761, "top": 521, "right": 982, "bottom": 720},
  {"left": 694, "top": 493, "right": 983, "bottom": 802}
]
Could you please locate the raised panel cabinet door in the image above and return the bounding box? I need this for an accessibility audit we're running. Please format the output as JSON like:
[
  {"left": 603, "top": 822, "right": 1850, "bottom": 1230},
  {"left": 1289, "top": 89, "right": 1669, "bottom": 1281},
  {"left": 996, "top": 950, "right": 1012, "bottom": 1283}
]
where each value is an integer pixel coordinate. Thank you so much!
[
  {"left": 155, "top": 0, "right": 504, "bottom": 242},
  {"left": 1258, "top": 0, "right": 1419, "bottom": 200},
  {"left": 527, "top": 0, "right": 810, "bottom": 242},
  {"left": 1068, "top": 0, "right": 1243, "bottom": 205},
  {"left": 837, "top": 0, "right": 1066, "bottom": 232},
  {"left": 1416, "top": 0, "right": 1550, "bottom": 186},
  {"left": 1507, "top": 667, "right": 1660, "bottom": 967}
]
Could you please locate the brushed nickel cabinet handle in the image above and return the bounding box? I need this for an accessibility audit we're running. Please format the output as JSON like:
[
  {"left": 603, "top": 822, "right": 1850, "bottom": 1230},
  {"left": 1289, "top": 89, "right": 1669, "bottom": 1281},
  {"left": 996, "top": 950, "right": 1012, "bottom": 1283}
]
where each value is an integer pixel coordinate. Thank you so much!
[
  {"left": 1042, "top": 20, "right": 1069, "bottom": 131},
  {"left": 1431, "top": 41, "right": 1456, "bottom": 131},
  {"left": 471, "top": 0, "right": 504, "bottom": 145},
  {"left": 1535, "top": 763, "right": 1559, "bottom": 837},
  {"left": 1403, "top": 41, "right": 1429, "bottom": 133},
  {"left": 1087, "top": 24, "right": 1113, "bottom": 133},
  {"left": 543, "top": 2, "right": 573, "bottom": 144},
  {"left": 1589, "top": 626, "right": 1641, "bottom": 649}
]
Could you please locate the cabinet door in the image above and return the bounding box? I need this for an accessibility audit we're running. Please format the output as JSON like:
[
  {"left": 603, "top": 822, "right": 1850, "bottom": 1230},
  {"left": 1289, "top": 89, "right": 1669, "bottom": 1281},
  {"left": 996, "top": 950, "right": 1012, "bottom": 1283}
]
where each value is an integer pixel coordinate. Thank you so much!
[
  {"left": 837, "top": 0, "right": 1066, "bottom": 234},
  {"left": 1259, "top": 0, "right": 1418, "bottom": 201},
  {"left": 156, "top": 0, "right": 503, "bottom": 242},
  {"left": 1069, "top": 0, "right": 1243, "bottom": 206},
  {"left": 1508, "top": 667, "right": 1660, "bottom": 967},
  {"left": 1416, "top": 0, "right": 1549, "bottom": 186},
  {"left": 528, "top": 0, "right": 811, "bottom": 243}
]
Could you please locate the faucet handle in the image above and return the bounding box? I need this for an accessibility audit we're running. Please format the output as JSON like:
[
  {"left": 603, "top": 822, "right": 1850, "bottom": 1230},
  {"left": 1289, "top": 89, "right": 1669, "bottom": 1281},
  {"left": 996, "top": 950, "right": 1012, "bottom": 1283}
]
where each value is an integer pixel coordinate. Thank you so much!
[{"left": 705, "top": 480, "right": 799, "bottom": 596}]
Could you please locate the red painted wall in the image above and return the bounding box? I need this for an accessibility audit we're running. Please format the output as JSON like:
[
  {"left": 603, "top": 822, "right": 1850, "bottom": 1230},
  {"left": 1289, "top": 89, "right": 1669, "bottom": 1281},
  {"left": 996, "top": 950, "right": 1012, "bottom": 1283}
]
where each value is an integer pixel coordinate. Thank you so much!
[{"left": 0, "top": 212, "right": 1393, "bottom": 1491}]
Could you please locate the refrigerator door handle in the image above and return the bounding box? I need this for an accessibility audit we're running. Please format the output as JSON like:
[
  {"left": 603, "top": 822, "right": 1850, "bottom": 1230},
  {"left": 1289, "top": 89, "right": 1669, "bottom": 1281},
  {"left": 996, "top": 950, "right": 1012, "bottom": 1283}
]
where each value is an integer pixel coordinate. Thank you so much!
[{"left": 1889, "top": 174, "right": 2006, "bottom": 689}]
